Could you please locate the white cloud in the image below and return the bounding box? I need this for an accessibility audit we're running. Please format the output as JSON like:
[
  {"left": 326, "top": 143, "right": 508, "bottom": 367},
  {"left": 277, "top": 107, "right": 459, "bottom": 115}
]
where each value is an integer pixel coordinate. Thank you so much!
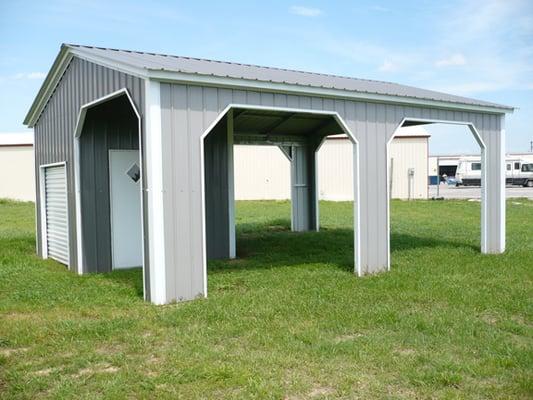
[
  {"left": 0, "top": 72, "right": 46, "bottom": 84},
  {"left": 27, "top": 72, "right": 47, "bottom": 79},
  {"left": 13, "top": 72, "right": 46, "bottom": 80},
  {"left": 289, "top": 6, "right": 322, "bottom": 17},
  {"left": 435, "top": 54, "right": 467, "bottom": 67},
  {"left": 378, "top": 60, "right": 396, "bottom": 72},
  {"left": 311, "top": 0, "right": 532, "bottom": 95},
  {"left": 314, "top": 37, "right": 422, "bottom": 74}
]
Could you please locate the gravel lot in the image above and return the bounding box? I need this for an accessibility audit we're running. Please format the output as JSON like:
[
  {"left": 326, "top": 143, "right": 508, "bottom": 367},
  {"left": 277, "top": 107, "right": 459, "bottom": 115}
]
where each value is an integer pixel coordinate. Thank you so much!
[{"left": 428, "top": 185, "right": 533, "bottom": 199}]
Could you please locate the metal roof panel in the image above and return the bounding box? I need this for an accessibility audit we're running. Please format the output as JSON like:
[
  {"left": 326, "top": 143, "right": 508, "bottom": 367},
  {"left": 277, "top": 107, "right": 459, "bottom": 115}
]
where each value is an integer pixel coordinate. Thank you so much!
[{"left": 66, "top": 44, "right": 512, "bottom": 111}]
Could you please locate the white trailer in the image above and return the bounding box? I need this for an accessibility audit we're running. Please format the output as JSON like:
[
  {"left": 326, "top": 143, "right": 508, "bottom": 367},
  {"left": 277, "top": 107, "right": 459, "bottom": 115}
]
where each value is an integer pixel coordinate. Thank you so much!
[{"left": 456, "top": 157, "right": 533, "bottom": 187}]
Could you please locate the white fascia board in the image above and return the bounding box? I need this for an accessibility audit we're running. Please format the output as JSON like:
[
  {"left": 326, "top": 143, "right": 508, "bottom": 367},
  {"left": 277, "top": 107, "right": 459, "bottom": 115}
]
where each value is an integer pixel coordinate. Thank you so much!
[{"left": 147, "top": 70, "right": 514, "bottom": 115}]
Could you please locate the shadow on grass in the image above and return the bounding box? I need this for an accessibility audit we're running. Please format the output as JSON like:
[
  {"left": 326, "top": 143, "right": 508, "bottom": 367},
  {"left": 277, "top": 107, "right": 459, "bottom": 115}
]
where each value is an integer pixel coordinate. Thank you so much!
[
  {"left": 390, "top": 232, "right": 479, "bottom": 253},
  {"left": 210, "top": 218, "right": 480, "bottom": 273},
  {"left": 100, "top": 218, "right": 479, "bottom": 298},
  {"left": 101, "top": 268, "right": 144, "bottom": 298}
]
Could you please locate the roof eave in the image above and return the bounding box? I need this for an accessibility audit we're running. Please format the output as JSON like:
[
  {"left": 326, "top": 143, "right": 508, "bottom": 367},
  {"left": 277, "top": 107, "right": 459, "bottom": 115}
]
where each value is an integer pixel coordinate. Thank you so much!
[
  {"left": 24, "top": 45, "right": 515, "bottom": 128},
  {"left": 146, "top": 68, "right": 515, "bottom": 115}
]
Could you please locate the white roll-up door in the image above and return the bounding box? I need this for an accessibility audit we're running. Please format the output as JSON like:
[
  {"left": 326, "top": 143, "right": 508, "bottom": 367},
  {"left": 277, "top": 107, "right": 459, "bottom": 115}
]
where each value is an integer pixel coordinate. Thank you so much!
[{"left": 44, "top": 165, "right": 69, "bottom": 265}]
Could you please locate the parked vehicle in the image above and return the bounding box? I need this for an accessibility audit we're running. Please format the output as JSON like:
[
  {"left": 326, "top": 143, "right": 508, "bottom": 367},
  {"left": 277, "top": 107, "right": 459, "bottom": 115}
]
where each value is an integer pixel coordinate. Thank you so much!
[
  {"left": 517, "top": 163, "right": 533, "bottom": 187},
  {"left": 455, "top": 157, "right": 533, "bottom": 187}
]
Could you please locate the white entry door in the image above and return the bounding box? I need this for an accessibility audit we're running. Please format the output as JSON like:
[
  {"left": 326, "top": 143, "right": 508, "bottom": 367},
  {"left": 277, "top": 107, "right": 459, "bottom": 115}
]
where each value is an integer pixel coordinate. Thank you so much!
[{"left": 109, "top": 150, "right": 142, "bottom": 269}]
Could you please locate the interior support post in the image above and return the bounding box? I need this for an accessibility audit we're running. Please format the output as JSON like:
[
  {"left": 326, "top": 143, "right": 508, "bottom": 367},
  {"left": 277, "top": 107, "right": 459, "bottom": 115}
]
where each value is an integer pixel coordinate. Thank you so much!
[
  {"left": 476, "top": 115, "right": 506, "bottom": 254},
  {"left": 290, "top": 140, "right": 319, "bottom": 232}
]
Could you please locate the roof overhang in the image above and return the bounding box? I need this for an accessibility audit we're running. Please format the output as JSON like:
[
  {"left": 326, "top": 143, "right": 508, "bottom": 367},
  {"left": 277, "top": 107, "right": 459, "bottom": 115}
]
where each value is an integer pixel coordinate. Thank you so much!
[{"left": 24, "top": 45, "right": 515, "bottom": 128}]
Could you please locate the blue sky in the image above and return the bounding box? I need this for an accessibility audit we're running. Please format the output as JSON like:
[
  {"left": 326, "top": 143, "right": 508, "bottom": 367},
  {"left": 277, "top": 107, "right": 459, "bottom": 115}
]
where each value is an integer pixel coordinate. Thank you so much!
[{"left": 1, "top": 0, "right": 532, "bottom": 153}]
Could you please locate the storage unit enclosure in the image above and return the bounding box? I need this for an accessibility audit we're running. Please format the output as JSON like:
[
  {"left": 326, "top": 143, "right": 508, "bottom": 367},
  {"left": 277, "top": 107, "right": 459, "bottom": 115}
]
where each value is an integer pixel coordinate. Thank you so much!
[{"left": 24, "top": 44, "right": 513, "bottom": 304}]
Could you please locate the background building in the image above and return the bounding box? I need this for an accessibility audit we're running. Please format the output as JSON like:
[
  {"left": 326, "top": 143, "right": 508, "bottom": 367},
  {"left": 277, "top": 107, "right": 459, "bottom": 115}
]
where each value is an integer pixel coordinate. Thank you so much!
[
  {"left": 0, "top": 132, "right": 35, "bottom": 201},
  {"left": 234, "top": 126, "right": 430, "bottom": 201}
]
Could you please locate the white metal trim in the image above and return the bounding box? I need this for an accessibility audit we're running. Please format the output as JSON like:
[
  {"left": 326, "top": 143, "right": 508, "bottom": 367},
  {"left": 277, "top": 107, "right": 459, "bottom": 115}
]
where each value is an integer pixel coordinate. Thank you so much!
[
  {"left": 145, "top": 80, "right": 167, "bottom": 304},
  {"left": 73, "top": 89, "right": 144, "bottom": 288},
  {"left": 39, "top": 161, "right": 69, "bottom": 265},
  {"left": 199, "top": 103, "right": 362, "bottom": 281},
  {"left": 73, "top": 138, "right": 83, "bottom": 274},
  {"left": 499, "top": 117, "right": 506, "bottom": 252},
  {"left": 39, "top": 166, "right": 48, "bottom": 259},
  {"left": 74, "top": 89, "right": 138, "bottom": 138}
]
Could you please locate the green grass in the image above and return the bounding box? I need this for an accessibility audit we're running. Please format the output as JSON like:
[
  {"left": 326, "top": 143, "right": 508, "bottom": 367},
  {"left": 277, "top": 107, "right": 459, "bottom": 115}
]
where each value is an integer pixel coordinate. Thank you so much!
[{"left": 0, "top": 198, "right": 532, "bottom": 399}]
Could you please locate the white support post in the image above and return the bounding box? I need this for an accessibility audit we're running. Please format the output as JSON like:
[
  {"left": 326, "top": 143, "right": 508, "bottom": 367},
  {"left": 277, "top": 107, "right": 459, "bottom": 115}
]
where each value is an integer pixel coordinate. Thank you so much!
[
  {"left": 481, "top": 117, "right": 506, "bottom": 253},
  {"left": 498, "top": 118, "right": 506, "bottom": 252},
  {"left": 290, "top": 145, "right": 317, "bottom": 232},
  {"left": 352, "top": 140, "right": 361, "bottom": 276},
  {"left": 144, "top": 79, "right": 167, "bottom": 304}
]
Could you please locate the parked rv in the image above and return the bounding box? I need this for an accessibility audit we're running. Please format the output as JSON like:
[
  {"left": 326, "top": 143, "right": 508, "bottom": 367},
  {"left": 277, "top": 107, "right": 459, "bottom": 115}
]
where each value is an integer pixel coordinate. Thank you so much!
[{"left": 455, "top": 157, "right": 533, "bottom": 187}]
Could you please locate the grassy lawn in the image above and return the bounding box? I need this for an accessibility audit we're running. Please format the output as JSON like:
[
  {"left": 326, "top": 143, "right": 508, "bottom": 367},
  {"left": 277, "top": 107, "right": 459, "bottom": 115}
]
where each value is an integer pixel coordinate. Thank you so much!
[{"left": 0, "top": 198, "right": 532, "bottom": 399}]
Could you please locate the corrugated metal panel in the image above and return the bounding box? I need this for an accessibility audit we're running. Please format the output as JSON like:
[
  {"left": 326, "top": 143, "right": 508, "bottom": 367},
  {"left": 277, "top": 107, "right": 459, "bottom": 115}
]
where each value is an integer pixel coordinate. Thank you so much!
[
  {"left": 45, "top": 165, "right": 69, "bottom": 265},
  {"left": 66, "top": 44, "right": 511, "bottom": 111},
  {"left": 159, "top": 83, "right": 505, "bottom": 302},
  {"left": 204, "top": 116, "right": 232, "bottom": 260},
  {"left": 33, "top": 57, "right": 147, "bottom": 279}
]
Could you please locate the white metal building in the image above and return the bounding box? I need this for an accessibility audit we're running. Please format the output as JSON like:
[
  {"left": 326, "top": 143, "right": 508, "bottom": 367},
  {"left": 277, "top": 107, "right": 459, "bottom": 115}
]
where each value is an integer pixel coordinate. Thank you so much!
[
  {"left": 234, "top": 126, "right": 429, "bottom": 200},
  {"left": 0, "top": 132, "right": 35, "bottom": 201}
]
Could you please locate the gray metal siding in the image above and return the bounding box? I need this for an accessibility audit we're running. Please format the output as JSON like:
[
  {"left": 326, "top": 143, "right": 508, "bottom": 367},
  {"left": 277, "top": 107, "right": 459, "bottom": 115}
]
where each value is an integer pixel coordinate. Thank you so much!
[
  {"left": 204, "top": 116, "right": 232, "bottom": 260},
  {"left": 159, "top": 82, "right": 505, "bottom": 302},
  {"left": 33, "top": 57, "right": 146, "bottom": 276},
  {"left": 79, "top": 96, "right": 139, "bottom": 272}
]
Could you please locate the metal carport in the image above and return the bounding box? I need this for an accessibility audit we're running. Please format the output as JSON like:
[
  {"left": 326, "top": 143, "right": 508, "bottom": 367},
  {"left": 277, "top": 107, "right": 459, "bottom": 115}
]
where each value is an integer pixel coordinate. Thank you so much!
[{"left": 24, "top": 44, "right": 514, "bottom": 304}]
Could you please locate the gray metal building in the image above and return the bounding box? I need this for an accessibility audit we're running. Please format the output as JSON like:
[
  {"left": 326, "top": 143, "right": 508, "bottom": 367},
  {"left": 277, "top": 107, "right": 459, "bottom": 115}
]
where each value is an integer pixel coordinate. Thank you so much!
[{"left": 24, "top": 44, "right": 513, "bottom": 304}]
